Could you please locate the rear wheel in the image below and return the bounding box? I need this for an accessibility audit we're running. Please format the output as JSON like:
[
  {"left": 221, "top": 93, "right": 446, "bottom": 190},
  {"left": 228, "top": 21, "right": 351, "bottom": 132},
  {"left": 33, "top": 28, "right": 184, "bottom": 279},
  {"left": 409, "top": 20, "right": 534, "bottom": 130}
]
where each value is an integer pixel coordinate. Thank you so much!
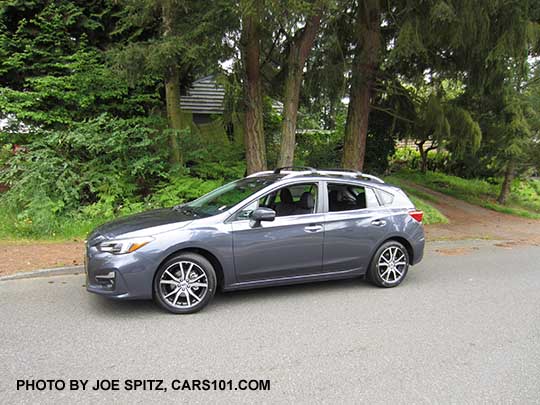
[
  {"left": 367, "top": 241, "right": 409, "bottom": 288},
  {"left": 153, "top": 253, "right": 216, "bottom": 314}
]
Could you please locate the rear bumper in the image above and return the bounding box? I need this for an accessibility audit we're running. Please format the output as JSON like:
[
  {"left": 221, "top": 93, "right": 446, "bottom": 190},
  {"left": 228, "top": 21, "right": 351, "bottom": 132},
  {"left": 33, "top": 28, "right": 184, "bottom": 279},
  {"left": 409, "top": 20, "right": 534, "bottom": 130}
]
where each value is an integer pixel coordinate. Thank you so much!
[{"left": 410, "top": 226, "right": 425, "bottom": 265}]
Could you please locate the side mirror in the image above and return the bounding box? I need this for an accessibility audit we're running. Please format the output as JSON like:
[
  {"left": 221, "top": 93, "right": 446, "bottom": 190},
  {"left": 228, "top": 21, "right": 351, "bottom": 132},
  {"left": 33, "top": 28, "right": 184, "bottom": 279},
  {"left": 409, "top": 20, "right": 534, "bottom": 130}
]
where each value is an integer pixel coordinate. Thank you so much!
[{"left": 250, "top": 207, "right": 276, "bottom": 223}]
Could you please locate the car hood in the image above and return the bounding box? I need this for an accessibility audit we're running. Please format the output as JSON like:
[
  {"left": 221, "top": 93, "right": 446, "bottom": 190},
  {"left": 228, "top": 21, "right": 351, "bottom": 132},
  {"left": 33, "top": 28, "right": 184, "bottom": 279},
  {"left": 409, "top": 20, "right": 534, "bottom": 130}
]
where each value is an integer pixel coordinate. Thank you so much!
[{"left": 88, "top": 208, "right": 195, "bottom": 242}]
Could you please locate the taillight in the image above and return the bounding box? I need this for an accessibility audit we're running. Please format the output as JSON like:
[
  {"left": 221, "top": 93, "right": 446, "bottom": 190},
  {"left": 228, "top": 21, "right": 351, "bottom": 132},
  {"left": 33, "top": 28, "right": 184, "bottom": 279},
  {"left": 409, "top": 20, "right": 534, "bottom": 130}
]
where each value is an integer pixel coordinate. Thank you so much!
[{"left": 409, "top": 210, "right": 423, "bottom": 222}]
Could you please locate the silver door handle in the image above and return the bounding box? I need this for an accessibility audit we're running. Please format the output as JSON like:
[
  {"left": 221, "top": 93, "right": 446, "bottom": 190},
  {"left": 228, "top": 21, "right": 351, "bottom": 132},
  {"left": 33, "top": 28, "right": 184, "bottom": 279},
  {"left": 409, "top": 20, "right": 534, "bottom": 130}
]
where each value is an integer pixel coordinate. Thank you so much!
[
  {"left": 371, "top": 219, "right": 387, "bottom": 227},
  {"left": 304, "top": 225, "right": 323, "bottom": 233}
]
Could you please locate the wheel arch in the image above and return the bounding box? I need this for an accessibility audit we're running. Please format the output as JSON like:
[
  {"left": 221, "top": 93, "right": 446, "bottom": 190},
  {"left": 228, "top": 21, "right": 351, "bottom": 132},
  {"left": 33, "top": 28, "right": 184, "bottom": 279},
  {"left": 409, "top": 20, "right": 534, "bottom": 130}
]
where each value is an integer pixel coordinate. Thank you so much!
[
  {"left": 152, "top": 247, "right": 225, "bottom": 293},
  {"left": 380, "top": 236, "right": 414, "bottom": 264}
]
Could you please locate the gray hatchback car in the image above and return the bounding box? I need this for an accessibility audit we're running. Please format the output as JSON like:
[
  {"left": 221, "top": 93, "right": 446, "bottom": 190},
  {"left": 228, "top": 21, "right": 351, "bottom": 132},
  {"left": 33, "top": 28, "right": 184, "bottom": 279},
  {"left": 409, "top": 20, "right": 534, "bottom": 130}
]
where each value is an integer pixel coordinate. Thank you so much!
[{"left": 86, "top": 167, "right": 425, "bottom": 313}]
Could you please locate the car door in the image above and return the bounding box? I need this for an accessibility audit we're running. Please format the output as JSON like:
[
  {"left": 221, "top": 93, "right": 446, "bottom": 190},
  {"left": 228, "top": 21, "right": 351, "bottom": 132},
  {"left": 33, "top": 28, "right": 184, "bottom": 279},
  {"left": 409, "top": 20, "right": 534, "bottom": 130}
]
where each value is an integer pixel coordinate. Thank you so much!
[
  {"left": 230, "top": 182, "right": 324, "bottom": 282},
  {"left": 322, "top": 181, "right": 389, "bottom": 273}
]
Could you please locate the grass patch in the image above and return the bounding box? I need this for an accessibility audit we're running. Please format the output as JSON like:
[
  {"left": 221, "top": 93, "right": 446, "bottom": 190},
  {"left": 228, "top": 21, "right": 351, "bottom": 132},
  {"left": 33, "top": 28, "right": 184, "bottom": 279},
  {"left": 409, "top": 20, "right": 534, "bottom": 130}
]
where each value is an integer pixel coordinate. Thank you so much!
[
  {"left": 385, "top": 175, "right": 439, "bottom": 202},
  {"left": 392, "top": 169, "right": 540, "bottom": 219},
  {"left": 384, "top": 175, "right": 449, "bottom": 225},
  {"left": 409, "top": 196, "right": 449, "bottom": 225},
  {"left": 0, "top": 211, "right": 104, "bottom": 242}
]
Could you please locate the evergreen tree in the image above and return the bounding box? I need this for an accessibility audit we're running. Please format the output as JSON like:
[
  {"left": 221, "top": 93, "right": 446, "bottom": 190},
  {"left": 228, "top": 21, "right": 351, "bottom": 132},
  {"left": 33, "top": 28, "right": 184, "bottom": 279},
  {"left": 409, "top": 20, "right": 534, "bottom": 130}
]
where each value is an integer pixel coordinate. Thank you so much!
[
  {"left": 240, "top": 0, "right": 267, "bottom": 174},
  {"left": 0, "top": 0, "right": 136, "bottom": 134},
  {"left": 277, "top": 1, "right": 325, "bottom": 167}
]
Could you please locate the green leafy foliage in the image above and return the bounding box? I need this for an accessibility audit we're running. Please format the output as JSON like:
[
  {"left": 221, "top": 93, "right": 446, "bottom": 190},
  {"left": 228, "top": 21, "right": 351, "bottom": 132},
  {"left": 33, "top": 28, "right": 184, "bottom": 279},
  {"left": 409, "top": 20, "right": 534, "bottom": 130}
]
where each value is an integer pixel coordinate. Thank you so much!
[
  {"left": 296, "top": 130, "right": 341, "bottom": 169},
  {"left": 0, "top": 114, "right": 170, "bottom": 236},
  {"left": 390, "top": 146, "right": 451, "bottom": 173},
  {"left": 149, "top": 176, "right": 223, "bottom": 208}
]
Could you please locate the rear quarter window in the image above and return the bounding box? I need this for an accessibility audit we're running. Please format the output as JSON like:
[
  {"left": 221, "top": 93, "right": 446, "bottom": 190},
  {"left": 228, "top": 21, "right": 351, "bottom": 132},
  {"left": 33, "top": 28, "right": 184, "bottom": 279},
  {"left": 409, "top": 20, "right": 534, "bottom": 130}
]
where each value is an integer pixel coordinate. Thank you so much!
[{"left": 376, "top": 189, "right": 395, "bottom": 206}]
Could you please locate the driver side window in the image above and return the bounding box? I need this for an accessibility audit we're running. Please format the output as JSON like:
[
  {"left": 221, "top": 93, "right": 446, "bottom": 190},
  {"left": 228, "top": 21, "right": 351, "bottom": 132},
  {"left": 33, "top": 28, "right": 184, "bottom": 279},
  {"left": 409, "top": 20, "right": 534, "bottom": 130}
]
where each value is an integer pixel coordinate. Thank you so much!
[{"left": 235, "top": 183, "right": 318, "bottom": 220}]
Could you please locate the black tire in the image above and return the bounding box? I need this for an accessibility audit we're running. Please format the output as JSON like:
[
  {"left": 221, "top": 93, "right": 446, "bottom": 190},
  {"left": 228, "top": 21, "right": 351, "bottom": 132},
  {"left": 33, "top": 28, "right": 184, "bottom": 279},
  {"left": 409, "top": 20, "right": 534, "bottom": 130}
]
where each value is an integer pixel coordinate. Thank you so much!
[
  {"left": 153, "top": 252, "right": 217, "bottom": 314},
  {"left": 367, "top": 240, "right": 410, "bottom": 288}
]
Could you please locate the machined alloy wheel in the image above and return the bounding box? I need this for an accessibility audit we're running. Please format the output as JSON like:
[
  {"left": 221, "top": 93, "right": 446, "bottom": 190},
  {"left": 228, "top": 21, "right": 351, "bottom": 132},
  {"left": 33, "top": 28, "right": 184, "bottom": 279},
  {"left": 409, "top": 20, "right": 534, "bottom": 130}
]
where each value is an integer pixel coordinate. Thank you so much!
[
  {"left": 377, "top": 246, "right": 407, "bottom": 283},
  {"left": 160, "top": 261, "right": 209, "bottom": 308},
  {"left": 154, "top": 253, "right": 216, "bottom": 314},
  {"left": 367, "top": 241, "right": 410, "bottom": 288}
]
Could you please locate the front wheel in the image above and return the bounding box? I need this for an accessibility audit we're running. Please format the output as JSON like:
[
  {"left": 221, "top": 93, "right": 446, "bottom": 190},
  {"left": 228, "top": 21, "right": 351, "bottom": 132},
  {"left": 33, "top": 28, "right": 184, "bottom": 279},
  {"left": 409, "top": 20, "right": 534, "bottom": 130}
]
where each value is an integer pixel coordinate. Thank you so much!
[
  {"left": 153, "top": 253, "right": 217, "bottom": 314},
  {"left": 367, "top": 241, "right": 409, "bottom": 288}
]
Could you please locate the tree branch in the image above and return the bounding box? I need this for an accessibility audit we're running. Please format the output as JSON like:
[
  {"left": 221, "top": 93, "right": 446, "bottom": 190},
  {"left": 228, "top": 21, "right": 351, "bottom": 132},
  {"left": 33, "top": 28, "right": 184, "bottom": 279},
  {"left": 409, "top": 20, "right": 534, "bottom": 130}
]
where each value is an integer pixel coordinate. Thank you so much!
[{"left": 370, "top": 105, "right": 415, "bottom": 123}]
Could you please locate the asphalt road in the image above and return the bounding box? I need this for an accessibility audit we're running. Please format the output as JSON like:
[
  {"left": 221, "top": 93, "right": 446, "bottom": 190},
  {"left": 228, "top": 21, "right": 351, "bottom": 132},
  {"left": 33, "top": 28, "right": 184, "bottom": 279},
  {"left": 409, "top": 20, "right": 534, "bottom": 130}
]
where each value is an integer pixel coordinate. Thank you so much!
[{"left": 1, "top": 240, "right": 539, "bottom": 404}]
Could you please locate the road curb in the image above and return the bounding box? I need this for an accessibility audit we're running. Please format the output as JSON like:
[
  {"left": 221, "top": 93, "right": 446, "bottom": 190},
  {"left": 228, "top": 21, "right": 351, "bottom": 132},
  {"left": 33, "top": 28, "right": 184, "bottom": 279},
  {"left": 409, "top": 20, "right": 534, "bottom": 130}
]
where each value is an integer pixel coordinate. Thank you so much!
[{"left": 0, "top": 265, "right": 84, "bottom": 281}]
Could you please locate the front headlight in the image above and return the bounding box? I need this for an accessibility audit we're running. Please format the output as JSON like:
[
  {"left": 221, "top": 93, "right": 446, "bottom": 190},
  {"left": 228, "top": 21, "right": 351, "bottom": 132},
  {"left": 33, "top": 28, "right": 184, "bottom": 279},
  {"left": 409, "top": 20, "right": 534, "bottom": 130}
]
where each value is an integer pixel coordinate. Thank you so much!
[{"left": 97, "top": 236, "right": 154, "bottom": 255}]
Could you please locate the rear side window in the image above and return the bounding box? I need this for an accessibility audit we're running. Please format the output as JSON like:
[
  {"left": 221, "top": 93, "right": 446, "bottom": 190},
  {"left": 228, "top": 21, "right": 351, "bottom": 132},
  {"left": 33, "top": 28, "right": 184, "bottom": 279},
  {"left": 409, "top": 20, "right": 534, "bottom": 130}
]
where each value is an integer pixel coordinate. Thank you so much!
[{"left": 327, "top": 183, "right": 379, "bottom": 212}]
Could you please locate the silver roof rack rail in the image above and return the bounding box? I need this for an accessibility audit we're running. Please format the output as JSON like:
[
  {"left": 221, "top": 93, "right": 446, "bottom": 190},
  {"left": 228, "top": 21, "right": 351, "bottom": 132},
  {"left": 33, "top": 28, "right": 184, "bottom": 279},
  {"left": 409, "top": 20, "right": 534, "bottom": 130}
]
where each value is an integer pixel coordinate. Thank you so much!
[
  {"left": 273, "top": 166, "right": 316, "bottom": 174},
  {"left": 317, "top": 169, "right": 385, "bottom": 183},
  {"left": 246, "top": 170, "right": 274, "bottom": 178},
  {"left": 247, "top": 167, "right": 384, "bottom": 183},
  {"left": 247, "top": 166, "right": 317, "bottom": 178}
]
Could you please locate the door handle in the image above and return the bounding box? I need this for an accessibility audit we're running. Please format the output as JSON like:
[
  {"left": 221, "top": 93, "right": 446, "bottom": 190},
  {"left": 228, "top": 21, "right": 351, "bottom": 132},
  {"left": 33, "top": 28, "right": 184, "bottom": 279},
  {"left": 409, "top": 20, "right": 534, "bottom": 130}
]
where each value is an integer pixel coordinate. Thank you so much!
[
  {"left": 371, "top": 219, "right": 387, "bottom": 227},
  {"left": 304, "top": 224, "right": 323, "bottom": 233}
]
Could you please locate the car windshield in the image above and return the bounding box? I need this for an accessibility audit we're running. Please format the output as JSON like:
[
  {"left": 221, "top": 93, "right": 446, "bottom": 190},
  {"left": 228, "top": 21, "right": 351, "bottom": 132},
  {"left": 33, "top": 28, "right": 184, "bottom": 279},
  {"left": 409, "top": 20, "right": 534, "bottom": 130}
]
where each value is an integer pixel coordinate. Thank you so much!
[{"left": 180, "top": 176, "right": 278, "bottom": 217}]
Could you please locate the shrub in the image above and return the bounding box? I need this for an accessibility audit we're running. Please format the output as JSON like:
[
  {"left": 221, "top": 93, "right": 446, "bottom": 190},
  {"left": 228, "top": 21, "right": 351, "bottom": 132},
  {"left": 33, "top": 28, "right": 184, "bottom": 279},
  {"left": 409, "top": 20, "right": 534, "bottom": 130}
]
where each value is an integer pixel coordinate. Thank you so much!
[
  {"left": 149, "top": 176, "right": 223, "bottom": 208},
  {"left": 0, "top": 114, "right": 169, "bottom": 236},
  {"left": 389, "top": 146, "right": 450, "bottom": 173},
  {"left": 296, "top": 130, "right": 342, "bottom": 169}
]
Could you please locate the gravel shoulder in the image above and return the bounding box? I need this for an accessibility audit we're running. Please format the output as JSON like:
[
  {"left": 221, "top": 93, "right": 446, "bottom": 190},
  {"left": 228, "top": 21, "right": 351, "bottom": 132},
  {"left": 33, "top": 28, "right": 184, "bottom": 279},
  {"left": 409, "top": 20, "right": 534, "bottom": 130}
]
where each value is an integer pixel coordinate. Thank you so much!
[{"left": 0, "top": 240, "right": 83, "bottom": 277}]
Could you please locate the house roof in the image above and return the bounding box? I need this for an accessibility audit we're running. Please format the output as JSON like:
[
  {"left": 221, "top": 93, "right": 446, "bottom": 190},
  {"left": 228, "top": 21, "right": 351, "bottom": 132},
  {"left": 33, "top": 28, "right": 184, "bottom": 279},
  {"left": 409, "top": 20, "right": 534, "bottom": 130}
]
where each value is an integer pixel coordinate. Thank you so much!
[
  {"left": 180, "top": 76, "right": 225, "bottom": 114},
  {"left": 180, "top": 75, "right": 283, "bottom": 115}
]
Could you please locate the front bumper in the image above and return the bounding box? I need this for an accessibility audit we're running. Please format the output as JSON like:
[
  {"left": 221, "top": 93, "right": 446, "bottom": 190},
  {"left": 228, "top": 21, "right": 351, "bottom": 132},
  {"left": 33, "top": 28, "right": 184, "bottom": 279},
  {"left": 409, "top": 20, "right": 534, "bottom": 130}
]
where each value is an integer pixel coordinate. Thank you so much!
[{"left": 85, "top": 243, "right": 156, "bottom": 300}]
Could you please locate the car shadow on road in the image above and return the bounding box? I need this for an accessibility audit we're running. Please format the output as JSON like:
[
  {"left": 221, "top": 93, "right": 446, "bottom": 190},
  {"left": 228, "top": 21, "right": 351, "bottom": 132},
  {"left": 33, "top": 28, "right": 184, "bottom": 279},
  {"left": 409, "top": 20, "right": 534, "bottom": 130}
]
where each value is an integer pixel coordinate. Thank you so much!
[
  {"left": 87, "top": 276, "right": 375, "bottom": 318},
  {"left": 213, "top": 276, "right": 371, "bottom": 306}
]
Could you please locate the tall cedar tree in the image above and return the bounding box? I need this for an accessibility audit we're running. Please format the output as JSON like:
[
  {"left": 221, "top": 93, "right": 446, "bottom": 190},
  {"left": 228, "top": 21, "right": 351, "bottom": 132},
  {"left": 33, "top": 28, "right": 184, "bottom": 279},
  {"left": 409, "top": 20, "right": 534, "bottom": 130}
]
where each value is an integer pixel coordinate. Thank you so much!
[
  {"left": 278, "top": 9, "right": 322, "bottom": 167},
  {"left": 342, "top": 0, "right": 380, "bottom": 171},
  {"left": 240, "top": 0, "right": 267, "bottom": 174}
]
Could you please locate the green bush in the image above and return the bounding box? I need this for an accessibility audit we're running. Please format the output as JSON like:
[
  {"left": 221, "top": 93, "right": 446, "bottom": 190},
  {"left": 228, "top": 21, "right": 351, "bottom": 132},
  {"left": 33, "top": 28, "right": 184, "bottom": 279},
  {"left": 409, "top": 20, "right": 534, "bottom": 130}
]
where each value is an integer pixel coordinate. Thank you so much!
[
  {"left": 0, "top": 114, "right": 169, "bottom": 237},
  {"left": 296, "top": 130, "right": 342, "bottom": 169},
  {"left": 180, "top": 126, "right": 246, "bottom": 180},
  {"left": 0, "top": 111, "right": 256, "bottom": 239},
  {"left": 149, "top": 176, "right": 223, "bottom": 208},
  {"left": 390, "top": 146, "right": 451, "bottom": 173}
]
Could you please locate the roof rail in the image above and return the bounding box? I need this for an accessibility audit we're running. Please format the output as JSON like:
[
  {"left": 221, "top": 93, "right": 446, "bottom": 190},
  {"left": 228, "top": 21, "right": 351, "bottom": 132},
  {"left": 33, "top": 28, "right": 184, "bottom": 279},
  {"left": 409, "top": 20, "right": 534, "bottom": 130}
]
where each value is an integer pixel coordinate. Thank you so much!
[
  {"left": 317, "top": 169, "right": 385, "bottom": 183},
  {"left": 246, "top": 170, "right": 274, "bottom": 178},
  {"left": 273, "top": 166, "right": 316, "bottom": 174},
  {"left": 247, "top": 167, "right": 384, "bottom": 183}
]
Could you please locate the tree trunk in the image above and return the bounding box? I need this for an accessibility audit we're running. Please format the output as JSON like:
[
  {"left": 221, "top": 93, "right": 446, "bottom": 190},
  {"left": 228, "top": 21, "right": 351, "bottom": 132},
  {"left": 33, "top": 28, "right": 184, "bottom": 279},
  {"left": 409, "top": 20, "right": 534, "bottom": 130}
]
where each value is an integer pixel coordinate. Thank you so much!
[
  {"left": 497, "top": 159, "right": 515, "bottom": 204},
  {"left": 164, "top": 68, "right": 183, "bottom": 165},
  {"left": 417, "top": 141, "right": 428, "bottom": 173},
  {"left": 278, "top": 14, "right": 321, "bottom": 167},
  {"left": 342, "top": 0, "right": 381, "bottom": 171},
  {"left": 241, "top": 1, "right": 267, "bottom": 174},
  {"left": 162, "top": 3, "right": 183, "bottom": 165}
]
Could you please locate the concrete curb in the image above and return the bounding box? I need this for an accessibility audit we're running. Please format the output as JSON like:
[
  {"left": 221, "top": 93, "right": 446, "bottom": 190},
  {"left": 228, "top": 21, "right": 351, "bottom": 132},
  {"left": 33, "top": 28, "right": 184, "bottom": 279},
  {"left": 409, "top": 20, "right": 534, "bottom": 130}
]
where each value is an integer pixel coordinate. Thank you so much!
[{"left": 0, "top": 265, "right": 84, "bottom": 281}]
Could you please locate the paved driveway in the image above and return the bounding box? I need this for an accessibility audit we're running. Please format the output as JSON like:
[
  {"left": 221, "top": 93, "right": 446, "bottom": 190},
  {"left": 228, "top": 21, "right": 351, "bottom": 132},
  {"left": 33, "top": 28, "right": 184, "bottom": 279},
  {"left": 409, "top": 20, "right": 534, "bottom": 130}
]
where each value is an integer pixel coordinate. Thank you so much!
[{"left": 1, "top": 240, "right": 539, "bottom": 404}]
